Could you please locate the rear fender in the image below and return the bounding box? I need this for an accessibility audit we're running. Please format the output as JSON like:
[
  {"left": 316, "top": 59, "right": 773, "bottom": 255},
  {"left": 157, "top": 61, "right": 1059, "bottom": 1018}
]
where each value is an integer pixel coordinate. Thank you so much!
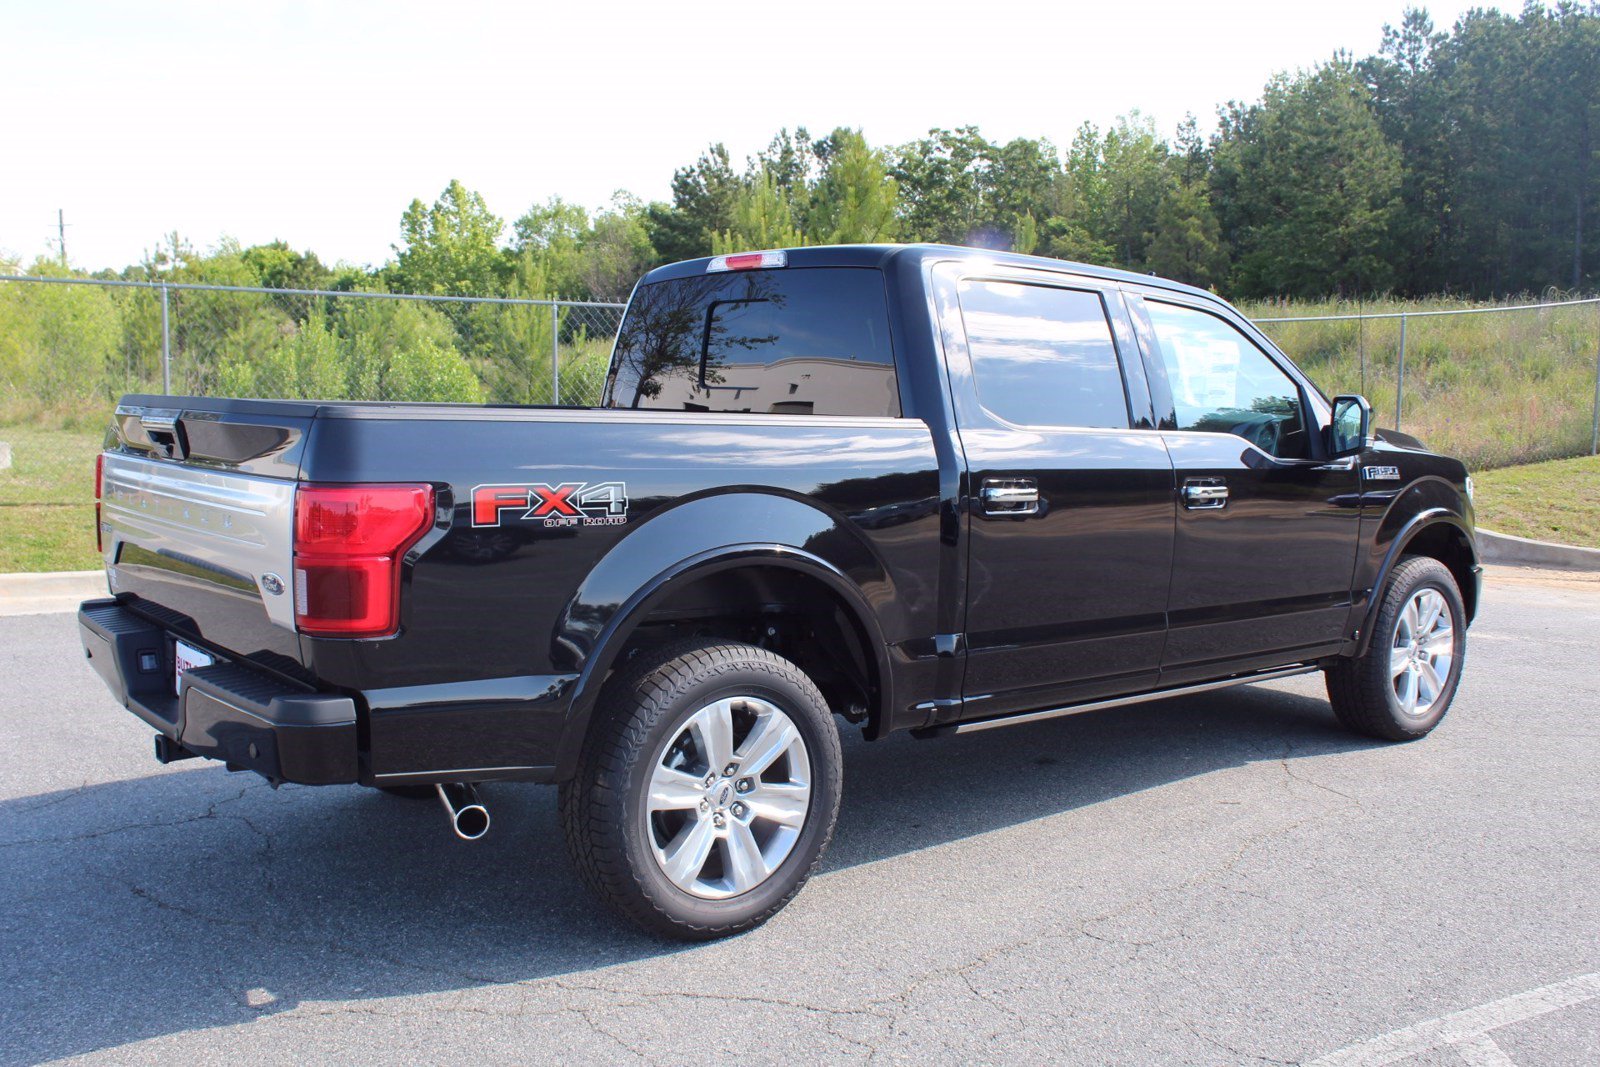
[{"left": 550, "top": 492, "right": 893, "bottom": 779}]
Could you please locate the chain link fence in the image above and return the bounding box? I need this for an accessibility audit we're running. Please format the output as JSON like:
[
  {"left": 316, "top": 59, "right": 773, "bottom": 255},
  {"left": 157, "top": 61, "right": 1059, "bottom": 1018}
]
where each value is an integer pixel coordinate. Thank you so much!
[
  {"left": 1, "top": 273, "right": 1598, "bottom": 528},
  {"left": 0, "top": 275, "right": 625, "bottom": 407},
  {"left": 1252, "top": 297, "right": 1600, "bottom": 471},
  {"left": 0, "top": 276, "right": 624, "bottom": 526}
]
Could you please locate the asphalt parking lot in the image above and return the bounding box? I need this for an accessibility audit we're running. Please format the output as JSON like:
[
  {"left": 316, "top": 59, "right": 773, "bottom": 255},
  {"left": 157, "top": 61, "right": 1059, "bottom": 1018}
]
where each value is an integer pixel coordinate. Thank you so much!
[{"left": 2, "top": 570, "right": 1596, "bottom": 1065}]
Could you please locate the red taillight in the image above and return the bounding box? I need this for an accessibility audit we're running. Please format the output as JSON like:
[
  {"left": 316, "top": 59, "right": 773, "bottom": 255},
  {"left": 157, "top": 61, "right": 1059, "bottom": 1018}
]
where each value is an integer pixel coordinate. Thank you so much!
[
  {"left": 707, "top": 250, "right": 787, "bottom": 272},
  {"left": 293, "top": 484, "right": 434, "bottom": 638},
  {"left": 94, "top": 454, "right": 105, "bottom": 553}
]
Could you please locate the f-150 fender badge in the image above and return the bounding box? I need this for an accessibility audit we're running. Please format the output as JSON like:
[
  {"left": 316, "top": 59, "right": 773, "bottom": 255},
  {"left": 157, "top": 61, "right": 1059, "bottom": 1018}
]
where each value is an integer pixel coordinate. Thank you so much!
[
  {"left": 470, "top": 481, "right": 629, "bottom": 528},
  {"left": 1362, "top": 465, "right": 1402, "bottom": 480}
]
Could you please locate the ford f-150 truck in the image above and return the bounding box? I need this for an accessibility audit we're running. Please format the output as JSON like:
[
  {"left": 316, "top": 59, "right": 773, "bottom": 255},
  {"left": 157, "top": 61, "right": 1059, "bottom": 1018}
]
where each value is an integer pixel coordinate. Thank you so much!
[{"left": 79, "top": 244, "right": 1479, "bottom": 939}]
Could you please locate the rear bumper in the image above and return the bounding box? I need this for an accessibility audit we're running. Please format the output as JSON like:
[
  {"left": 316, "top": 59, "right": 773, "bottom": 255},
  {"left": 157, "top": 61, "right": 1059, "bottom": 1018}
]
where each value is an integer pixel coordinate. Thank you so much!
[{"left": 78, "top": 598, "right": 358, "bottom": 785}]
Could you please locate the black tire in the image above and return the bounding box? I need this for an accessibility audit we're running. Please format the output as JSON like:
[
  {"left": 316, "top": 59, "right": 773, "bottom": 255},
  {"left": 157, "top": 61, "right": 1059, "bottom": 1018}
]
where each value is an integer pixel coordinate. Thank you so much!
[
  {"left": 376, "top": 785, "right": 436, "bottom": 799},
  {"left": 1326, "top": 555, "right": 1467, "bottom": 741},
  {"left": 559, "top": 639, "right": 843, "bottom": 940}
]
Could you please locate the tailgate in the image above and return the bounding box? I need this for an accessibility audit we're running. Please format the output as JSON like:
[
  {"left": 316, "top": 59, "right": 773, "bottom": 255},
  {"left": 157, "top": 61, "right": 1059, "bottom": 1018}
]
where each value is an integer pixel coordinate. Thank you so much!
[{"left": 99, "top": 397, "right": 317, "bottom": 668}]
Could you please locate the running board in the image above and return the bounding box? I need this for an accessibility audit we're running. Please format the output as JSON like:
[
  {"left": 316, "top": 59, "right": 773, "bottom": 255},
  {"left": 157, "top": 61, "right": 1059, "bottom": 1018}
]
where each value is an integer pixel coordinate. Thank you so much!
[{"left": 924, "top": 663, "right": 1321, "bottom": 737}]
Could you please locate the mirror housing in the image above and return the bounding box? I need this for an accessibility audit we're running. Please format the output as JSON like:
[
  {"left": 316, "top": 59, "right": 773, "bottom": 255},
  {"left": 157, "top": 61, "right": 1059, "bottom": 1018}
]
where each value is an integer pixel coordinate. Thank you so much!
[{"left": 1329, "top": 394, "right": 1371, "bottom": 458}]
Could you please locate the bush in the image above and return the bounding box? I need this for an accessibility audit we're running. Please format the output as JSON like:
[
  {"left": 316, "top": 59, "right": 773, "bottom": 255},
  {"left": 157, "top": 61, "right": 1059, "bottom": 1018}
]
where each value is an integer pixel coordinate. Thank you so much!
[
  {"left": 0, "top": 277, "right": 120, "bottom": 404},
  {"left": 383, "top": 338, "right": 482, "bottom": 403},
  {"left": 217, "top": 313, "right": 347, "bottom": 400}
]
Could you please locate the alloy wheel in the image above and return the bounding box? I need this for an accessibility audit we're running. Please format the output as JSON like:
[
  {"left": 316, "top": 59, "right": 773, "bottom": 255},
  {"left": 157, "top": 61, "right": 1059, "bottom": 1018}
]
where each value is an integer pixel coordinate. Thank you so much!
[
  {"left": 1390, "top": 588, "right": 1455, "bottom": 719},
  {"left": 645, "top": 696, "right": 811, "bottom": 899}
]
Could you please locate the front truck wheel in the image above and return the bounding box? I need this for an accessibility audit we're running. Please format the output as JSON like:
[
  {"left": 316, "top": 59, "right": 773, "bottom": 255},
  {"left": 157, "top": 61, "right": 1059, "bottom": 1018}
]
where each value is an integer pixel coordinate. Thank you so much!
[
  {"left": 559, "top": 640, "right": 843, "bottom": 940},
  {"left": 1325, "top": 555, "right": 1467, "bottom": 741}
]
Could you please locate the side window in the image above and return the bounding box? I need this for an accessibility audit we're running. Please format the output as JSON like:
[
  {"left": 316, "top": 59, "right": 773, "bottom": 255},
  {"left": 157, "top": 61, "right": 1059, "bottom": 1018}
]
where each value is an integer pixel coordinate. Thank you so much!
[
  {"left": 957, "top": 281, "right": 1130, "bottom": 429},
  {"left": 1144, "top": 300, "right": 1308, "bottom": 459}
]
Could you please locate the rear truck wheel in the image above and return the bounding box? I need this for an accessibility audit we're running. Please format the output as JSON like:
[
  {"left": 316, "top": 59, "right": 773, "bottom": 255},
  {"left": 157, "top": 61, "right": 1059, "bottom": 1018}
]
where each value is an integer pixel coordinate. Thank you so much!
[
  {"left": 559, "top": 639, "right": 843, "bottom": 940},
  {"left": 1326, "top": 555, "right": 1467, "bottom": 741}
]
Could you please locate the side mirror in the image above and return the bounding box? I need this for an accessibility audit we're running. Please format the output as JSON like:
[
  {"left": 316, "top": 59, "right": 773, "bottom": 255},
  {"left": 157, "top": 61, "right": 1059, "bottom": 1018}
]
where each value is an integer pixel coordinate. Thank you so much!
[{"left": 1329, "top": 394, "right": 1371, "bottom": 457}]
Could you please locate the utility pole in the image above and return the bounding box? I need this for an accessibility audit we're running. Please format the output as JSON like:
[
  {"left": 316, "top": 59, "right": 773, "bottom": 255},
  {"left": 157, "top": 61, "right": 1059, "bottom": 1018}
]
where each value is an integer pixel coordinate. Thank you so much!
[{"left": 57, "top": 209, "right": 67, "bottom": 267}]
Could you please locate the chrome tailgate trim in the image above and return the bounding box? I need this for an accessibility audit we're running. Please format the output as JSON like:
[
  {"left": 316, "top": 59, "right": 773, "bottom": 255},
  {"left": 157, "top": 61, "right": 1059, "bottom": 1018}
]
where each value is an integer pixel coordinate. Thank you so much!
[{"left": 100, "top": 453, "right": 297, "bottom": 631}]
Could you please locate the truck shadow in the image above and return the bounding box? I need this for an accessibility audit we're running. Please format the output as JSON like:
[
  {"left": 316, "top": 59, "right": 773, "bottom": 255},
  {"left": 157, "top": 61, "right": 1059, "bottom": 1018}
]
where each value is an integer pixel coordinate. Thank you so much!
[{"left": 1, "top": 682, "right": 1374, "bottom": 1063}]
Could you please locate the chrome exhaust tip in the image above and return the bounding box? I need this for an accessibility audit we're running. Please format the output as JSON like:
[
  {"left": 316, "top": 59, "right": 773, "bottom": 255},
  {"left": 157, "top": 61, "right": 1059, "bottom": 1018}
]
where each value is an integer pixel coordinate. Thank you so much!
[{"left": 434, "top": 782, "right": 490, "bottom": 841}]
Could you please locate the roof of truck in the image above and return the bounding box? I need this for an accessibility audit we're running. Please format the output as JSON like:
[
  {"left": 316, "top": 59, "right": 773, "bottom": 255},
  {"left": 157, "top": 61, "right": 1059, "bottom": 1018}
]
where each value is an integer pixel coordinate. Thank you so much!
[{"left": 638, "top": 243, "right": 1220, "bottom": 302}]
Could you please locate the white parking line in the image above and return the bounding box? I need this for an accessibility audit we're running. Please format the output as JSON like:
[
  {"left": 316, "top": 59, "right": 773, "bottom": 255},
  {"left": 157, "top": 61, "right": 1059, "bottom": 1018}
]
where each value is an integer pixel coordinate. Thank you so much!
[
  {"left": 1451, "top": 1033, "right": 1517, "bottom": 1067},
  {"left": 1303, "top": 972, "right": 1600, "bottom": 1066}
]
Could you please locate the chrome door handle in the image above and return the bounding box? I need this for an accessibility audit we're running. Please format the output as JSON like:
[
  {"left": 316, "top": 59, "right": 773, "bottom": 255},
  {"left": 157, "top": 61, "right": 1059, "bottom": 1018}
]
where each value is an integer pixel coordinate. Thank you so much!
[
  {"left": 981, "top": 482, "right": 1040, "bottom": 516},
  {"left": 1182, "top": 483, "right": 1229, "bottom": 509}
]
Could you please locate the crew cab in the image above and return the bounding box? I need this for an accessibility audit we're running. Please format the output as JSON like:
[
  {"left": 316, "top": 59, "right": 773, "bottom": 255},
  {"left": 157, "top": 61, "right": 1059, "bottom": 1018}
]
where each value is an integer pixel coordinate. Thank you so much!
[{"left": 80, "top": 245, "right": 1480, "bottom": 938}]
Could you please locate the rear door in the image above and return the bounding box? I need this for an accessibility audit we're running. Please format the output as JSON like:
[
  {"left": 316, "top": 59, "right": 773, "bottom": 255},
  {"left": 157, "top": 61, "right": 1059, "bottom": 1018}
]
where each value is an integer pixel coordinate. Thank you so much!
[
  {"left": 933, "top": 264, "right": 1175, "bottom": 723},
  {"left": 1124, "top": 292, "right": 1362, "bottom": 684}
]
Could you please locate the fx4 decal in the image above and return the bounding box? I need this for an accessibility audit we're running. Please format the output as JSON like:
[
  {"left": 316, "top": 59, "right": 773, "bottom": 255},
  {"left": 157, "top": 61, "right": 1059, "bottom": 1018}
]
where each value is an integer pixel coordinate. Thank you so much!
[{"left": 471, "top": 481, "right": 629, "bottom": 528}]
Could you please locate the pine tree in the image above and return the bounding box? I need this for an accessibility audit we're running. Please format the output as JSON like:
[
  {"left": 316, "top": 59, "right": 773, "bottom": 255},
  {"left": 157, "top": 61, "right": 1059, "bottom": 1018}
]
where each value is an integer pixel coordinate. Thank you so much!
[
  {"left": 711, "top": 170, "right": 807, "bottom": 254},
  {"left": 806, "top": 129, "right": 900, "bottom": 244}
]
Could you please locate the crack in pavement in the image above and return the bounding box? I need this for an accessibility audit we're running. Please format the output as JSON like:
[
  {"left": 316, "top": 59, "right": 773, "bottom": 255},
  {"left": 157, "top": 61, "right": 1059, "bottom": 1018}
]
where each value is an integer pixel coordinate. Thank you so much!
[
  {"left": 0, "top": 784, "right": 258, "bottom": 851},
  {"left": 1154, "top": 1004, "right": 1300, "bottom": 1065}
]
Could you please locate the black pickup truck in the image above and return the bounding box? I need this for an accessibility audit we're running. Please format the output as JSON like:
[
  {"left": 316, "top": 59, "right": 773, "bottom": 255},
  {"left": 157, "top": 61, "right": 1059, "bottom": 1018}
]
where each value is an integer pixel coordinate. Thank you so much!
[{"left": 80, "top": 244, "right": 1479, "bottom": 938}]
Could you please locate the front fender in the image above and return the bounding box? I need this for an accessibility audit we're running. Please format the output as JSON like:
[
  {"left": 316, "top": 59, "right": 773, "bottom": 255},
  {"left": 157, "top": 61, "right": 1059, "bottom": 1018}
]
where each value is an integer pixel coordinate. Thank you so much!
[
  {"left": 1350, "top": 476, "right": 1478, "bottom": 655},
  {"left": 549, "top": 491, "right": 895, "bottom": 778}
]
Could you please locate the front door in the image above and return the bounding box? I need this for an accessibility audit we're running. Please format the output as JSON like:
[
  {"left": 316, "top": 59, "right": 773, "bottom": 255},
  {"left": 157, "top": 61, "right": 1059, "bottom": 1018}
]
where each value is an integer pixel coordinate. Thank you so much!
[
  {"left": 1127, "top": 293, "right": 1362, "bottom": 685},
  {"left": 937, "top": 268, "right": 1176, "bottom": 722}
]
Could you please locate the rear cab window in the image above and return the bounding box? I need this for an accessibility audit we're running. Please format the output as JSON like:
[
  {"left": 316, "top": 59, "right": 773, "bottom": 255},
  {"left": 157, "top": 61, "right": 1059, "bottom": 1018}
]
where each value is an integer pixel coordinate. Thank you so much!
[{"left": 605, "top": 267, "right": 899, "bottom": 417}]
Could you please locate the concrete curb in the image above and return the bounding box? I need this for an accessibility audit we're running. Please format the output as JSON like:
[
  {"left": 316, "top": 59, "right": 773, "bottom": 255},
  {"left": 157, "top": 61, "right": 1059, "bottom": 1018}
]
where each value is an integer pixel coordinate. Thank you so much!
[
  {"left": 1478, "top": 528, "right": 1600, "bottom": 572},
  {"left": 0, "top": 570, "right": 107, "bottom": 617}
]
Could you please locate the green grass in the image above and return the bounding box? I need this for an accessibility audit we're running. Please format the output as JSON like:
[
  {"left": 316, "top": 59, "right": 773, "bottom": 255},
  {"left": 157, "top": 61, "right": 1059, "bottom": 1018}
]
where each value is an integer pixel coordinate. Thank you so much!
[
  {"left": 0, "top": 504, "right": 100, "bottom": 572},
  {"left": 0, "top": 424, "right": 104, "bottom": 505},
  {"left": 1242, "top": 295, "right": 1600, "bottom": 472},
  {"left": 1471, "top": 453, "right": 1600, "bottom": 548},
  {"left": 0, "top": 424, "right": 105, "bottom": 572}
]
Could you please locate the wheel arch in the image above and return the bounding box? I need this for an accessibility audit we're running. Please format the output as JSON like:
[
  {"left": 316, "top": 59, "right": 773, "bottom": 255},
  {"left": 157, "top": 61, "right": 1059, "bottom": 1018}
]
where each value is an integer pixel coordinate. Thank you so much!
[
  {"left": 1355, "top": 502, "right": 1479, "bottom": 656},
  {"left": 550, "top": 494, "right": 896, "bottom": 780}
]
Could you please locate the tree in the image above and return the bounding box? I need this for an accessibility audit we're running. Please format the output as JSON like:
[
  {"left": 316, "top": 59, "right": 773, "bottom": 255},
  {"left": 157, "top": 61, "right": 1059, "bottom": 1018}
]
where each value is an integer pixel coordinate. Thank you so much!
[
  {"left": 465, "top": 252, "right": 557, "bottom": 402},
  {"left": 0, "top": 257, "right": 120, "bottom": 404},
  {"left": 1146, "top": 115, "right": 1229, "bottom": 288},
  {"left": 512, "top": 197, "right": 590, "bottom": 255},
  {"left": 988, "top": 137, "right": 1068, "bottom": 228},
  {"left": 392, "top": 180, "right": 506, "bottom": 298},
  {"left": 1146, "top": 178, "right": 1229, "bottom": 289},
  {"left": 711, "top": 169, "right": 806, "bottom": 253},
  {"left": 217, "top": 312, "right": 346, "bottom": 400},
  {"left": 240, "top": 241, "right": 334, "bottom": 293},
  {"left": 1360, "top": 7, "right": 1452, "bottom": 292},
  {"left": 1098, "top": 113, "right": 1171, "bottom": 270},
  {"left": 806, "top": 128, "right": 900, "bottom": 244},
  {"left": 1172, "top": 114, "right": 1209, "bottom": 187},
  {"left": 384, "top": 338, "right": 483, "bottom": 402},
  {"left": 1035, "top": 123, "right": 1115, "bottom": 265},
  {"left": 756, "top": 127, "right": 820, "bottom": 230},
  {"left": 647, "top": 144, "right": 742, "bottom": 263},
  {"left": 510, "top": 196, "right": 589, "bottom": 296},
  {"left": 1212, "top": 59, "right": 1402, "bottom": 298},
  {"left": 891, "top": 126, "right": 995, "bottom": 244},
  {"left": 577, "top": 196, "right": 658, "bottom": 301}
]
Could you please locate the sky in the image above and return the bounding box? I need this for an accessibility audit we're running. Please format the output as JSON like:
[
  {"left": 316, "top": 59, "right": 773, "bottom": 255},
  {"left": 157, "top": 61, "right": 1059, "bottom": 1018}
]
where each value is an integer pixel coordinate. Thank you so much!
[{"left": 2, "top": 0, "right": 1492, "bottom": 273}]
